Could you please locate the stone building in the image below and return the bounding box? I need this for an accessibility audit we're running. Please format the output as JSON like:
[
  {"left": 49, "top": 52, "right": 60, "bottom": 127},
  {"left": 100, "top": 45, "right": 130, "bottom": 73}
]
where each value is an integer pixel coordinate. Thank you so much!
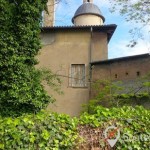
[{"left": 38, "top": 0, "right": 150, "bottom": 116}]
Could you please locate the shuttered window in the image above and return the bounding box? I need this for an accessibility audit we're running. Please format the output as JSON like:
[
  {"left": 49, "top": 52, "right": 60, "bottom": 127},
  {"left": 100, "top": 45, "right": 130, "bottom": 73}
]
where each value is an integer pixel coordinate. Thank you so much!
[{"left": 69, "top": 64, "right": 86, "bottom": 87}]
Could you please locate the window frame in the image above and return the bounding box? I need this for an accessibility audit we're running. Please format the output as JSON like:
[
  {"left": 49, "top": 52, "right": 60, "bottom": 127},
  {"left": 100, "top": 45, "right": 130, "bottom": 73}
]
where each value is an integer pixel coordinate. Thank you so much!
[{"left": 69, "top": 64, "right": 87, "bottom": 88}]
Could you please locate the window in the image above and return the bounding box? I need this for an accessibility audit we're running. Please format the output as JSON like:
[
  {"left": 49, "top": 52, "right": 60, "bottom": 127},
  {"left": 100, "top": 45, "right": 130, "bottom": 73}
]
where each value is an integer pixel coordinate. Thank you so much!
[
  {"left": 69, "top": 64, "right": 86, "bottom": 87},
  {"left": 115, "top": 74, "right": 118, "bottom": 78},
  {"left": 137, "top": 71, "right": 140, "bottom": 77},
  {"left": 126, "top": 72, "right": 129, "bottom": 76}
]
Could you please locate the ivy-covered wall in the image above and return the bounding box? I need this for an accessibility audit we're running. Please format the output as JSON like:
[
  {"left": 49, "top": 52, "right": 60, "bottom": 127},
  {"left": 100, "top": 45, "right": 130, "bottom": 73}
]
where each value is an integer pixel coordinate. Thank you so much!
[{"left": 0, "top": 0, "right": 56, "bottom": 116}]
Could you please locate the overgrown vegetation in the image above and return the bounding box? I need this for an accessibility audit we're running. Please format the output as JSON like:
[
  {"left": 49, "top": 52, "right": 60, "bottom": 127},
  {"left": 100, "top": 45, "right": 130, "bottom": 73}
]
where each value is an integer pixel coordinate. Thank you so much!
[
  {"left": 0, "top": 107, "right": 149, "bottom": 150},
  {"left": 0, "top": 1, "right": 149, "bottom": 150},
  {"left": 79, "top": 74, "right": 150, "bottom": 149},
  {"left": 0, "top": 111, "right": 79, "bottom": 150},
  {"left": 83, "top": 74, "right": 150, "bottom": 113},
  {"left": 0, "top": 0, "right": 62, "bottom": 117},
  {"left": 79, "top": 106, "right": 150, "bottom": 150}
]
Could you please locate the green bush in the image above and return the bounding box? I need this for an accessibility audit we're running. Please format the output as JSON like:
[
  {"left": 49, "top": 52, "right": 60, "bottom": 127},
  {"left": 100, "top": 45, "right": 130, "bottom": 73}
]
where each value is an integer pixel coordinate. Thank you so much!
[
  {"left": 0, "top": 0, "right": 60, "bottom": 117},
  {"left": 84, "top": 77, "right": 150, "bottom": 113},
  {"left": 79, "top": 106, "right": 150, "bottom": 149},
  {"left": 0, "top": 111, "right": 79, "bottom": 150},
  {"left": 0, "top": 107, "right": 149, "bottom": 150}
]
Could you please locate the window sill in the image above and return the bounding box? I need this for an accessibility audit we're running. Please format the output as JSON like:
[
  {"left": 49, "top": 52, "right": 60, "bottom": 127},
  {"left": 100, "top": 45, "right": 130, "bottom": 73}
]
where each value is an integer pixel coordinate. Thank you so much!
[{"left": 68, "top": 86, "right": 88, "bottom": 89}]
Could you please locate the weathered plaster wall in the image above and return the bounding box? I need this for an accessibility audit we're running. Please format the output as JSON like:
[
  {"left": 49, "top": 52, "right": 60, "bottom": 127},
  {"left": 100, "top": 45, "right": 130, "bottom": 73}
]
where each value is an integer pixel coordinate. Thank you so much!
[
  {"left": 38, "top": 29, "right": 108, "bottom": 116},
  {"left": 91, "top": 32, "right": 108, "bottom": 62},
  {"left": 74, "top": 14, "right": 104, "bottom": 26}
]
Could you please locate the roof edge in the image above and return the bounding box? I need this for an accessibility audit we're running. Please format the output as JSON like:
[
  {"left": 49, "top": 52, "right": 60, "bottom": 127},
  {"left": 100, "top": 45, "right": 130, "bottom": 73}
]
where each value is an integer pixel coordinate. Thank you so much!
[
  {"left": 41, "top": 24, "right": 117, "bottom": 30},
  {"left": 41, "top": 24, "right": 117, "bottom": 43},
  {"left": 91, "top": 53, "right": 150, "bottom": 65}
]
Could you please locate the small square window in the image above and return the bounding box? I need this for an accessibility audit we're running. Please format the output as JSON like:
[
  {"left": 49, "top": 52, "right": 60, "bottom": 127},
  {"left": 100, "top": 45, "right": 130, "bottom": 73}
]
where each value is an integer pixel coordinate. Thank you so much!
[
  {"left": 126, "top": 72, "right": 129, "bottom": 76},
  {"left": 137, "top": 71, "right": 140, "bottom": 77},
  {"left": 69, "top": 64, "right": 86, "bottom": 87}
]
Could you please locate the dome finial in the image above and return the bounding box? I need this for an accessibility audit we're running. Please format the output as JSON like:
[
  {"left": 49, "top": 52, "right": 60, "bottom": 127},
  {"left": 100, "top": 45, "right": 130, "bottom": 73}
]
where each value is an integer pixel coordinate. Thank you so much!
[{"left": 83, "top": 0, "right": 93, "bottom": 3}]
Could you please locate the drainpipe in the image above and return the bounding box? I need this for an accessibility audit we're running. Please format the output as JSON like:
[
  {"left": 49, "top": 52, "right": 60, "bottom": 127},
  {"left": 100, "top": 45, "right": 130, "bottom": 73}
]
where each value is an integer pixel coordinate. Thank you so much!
[
  {"left": 89, "top": 27, "right": 93, "bottom": 63},
  {"left": 89, "top": 27, "right": 93, "bottom": 99}
]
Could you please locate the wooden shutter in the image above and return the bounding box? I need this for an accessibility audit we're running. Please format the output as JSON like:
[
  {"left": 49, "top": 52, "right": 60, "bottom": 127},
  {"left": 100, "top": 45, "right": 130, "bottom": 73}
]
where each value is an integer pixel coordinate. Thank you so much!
[{"left": 70, "top": 64, "right": 86, "bottom": 87}]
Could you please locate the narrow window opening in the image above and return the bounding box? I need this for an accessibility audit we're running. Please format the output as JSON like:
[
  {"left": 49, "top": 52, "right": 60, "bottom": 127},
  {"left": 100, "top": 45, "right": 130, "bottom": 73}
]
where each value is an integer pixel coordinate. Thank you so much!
[
  {"left": 115, "top": 74, "right": 118, "bottom": 78},
  {"left": 137, "top": 71, "right": 140, "bottom": 77},
  {"left": 126, "top": 72, "right": 129, "bottom": 76}
]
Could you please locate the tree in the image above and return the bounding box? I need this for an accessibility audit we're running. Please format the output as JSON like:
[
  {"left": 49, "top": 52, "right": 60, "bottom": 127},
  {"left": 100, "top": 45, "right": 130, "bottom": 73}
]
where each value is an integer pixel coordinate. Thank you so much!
[
  {"left": 0, "top": 0, "right": 61, "bottom": 116},
  {"left": 109, "top": 0, "right": 150, "bottom": 47}
]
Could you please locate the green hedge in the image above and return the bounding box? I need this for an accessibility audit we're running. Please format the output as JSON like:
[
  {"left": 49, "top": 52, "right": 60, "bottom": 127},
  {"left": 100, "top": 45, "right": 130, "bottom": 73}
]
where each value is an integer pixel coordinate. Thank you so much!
[
  {"left": 79, "top": 106, "right": 150, "bottom": 149},
  {"left": 0, "top": 111, "right": 79, "bottom": 150},
  {"left": 0, "top": 106, "right": 149, "bottom": 150}
]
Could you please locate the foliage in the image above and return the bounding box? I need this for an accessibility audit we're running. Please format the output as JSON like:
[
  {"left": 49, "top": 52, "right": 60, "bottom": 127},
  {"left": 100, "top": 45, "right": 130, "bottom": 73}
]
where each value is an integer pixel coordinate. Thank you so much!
[
  {"left": 109, "top": 0, "right": 150, "bottom": 24},
  {"left": 0, "top": 0, "right": 62, "bottom": 117},
  {"left": 109, "top": 0, "right": 150, "bottom": 47},
  {"left": 83, "top": 74, "right": 150, "bottom": 113},
  {"left": 0, "top": 110, "right": 79, "bottom": 150},
  {"left": 78, "top": 106, "right": 150, "bottom": 149},
  {"left": 0, "top": 107, "right": 149, "bottom": 150}
]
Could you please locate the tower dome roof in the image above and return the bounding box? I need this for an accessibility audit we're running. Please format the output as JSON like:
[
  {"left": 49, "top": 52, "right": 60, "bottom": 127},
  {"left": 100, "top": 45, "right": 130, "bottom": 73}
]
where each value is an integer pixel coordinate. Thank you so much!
[{"left": 72, "top": 3, "right": 105, "bottom": 23}]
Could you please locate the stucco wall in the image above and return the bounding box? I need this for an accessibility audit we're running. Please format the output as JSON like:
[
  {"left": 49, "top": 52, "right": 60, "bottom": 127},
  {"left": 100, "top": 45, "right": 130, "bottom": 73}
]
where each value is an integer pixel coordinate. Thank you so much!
[
  {"left": 91, "top": 32, "right": 108, "bottom": 61},
  {"left": 74, "top": 14, "right": 104, "bottom": 26},
  {"left": 38, "top": 29, "right": 108, "bottom": 116}
]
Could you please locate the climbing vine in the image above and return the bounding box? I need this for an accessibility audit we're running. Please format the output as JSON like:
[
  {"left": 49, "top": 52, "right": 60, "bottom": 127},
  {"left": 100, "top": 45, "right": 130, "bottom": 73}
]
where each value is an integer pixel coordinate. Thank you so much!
[
  {"left": 82, "top": 73, "right": 150, "bottom": 113},
  {"left": 0, "top": 0, "right": 60, "bottom": 116}
]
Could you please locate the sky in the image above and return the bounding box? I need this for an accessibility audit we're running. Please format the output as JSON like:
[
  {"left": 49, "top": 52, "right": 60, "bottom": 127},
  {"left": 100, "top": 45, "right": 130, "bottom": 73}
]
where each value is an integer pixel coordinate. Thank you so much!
[{"left": 54, "top": 0, "right": 150, "bottom": 59}]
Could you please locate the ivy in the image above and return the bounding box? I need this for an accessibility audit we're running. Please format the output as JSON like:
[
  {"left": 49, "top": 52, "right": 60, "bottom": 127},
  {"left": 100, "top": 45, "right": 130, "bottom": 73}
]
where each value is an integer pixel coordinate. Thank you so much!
[
  {"left": 0, "top": 0, "right": 60, "bottom": 117},
  {"left": 83, "top": 74, "right": 150, "bottom": 113},
  {"left": 0, "top": 108, "right": 149, "bottom": 149},
  {"left": 0, "top": 111, "right": 79, "bottom": 150},
  {"left": 78, "top": 106, "right": 150, "bottom": 149}
]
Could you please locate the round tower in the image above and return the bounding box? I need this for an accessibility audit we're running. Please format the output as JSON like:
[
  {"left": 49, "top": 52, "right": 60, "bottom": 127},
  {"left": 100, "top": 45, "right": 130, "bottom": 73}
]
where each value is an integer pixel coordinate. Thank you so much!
[{"left": 72, "top": 0, "right": 105, "bottom": 26}]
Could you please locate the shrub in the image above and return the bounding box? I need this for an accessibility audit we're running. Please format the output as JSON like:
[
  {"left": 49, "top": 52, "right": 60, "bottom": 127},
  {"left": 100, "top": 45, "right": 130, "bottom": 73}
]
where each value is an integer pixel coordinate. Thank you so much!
[
  {"left": 84, "top": 76, "right": 150, "bottom": 113},
  {"left": 0, "top": 0, "right": 61, "bottom": 117},
  {"left": 0, "top": 111, "right": 79, "bottom": 150},
  {"left": 78, "top": 106, "right": 150, "bottom": 149},
  {"left": 0, "top": 107, "right": 149, "bottom": 150}
]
